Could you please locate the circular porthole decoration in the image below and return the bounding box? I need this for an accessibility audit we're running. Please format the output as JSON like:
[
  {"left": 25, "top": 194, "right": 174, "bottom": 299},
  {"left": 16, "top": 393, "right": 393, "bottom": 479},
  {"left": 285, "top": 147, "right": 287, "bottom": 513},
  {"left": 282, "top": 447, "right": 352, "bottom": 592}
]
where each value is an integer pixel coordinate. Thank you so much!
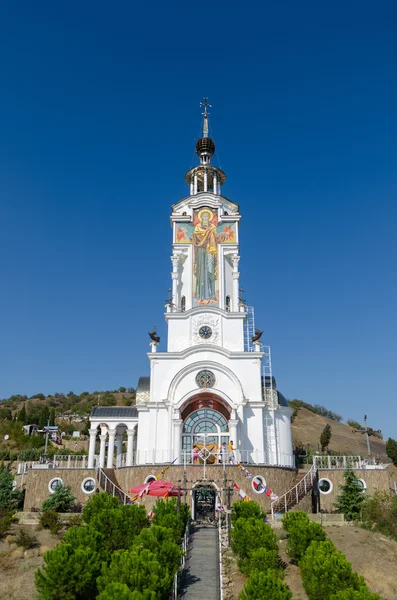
[
  {"left": 356, "top": 479, "right": 367, "bottom": 493},
  {"left": 196, "top": 370, "right": 216, "bottom": 388},
  {"left": 199, "top": 325, "right": 212, "bottom": 340},
  {"left": 252, "top": 475, "right": 267, "bottom": 494},
  {"left": 318, "top": 478, "right": 333, "bottom": 494},
  {"left": 48, "top": 477, "right": 63, "bottom": 494},
  {"left": 81, "top": 477, "right": 96, "bottom": 494},
  {"left": 144, "top": 475, "right": 156, "bottom": 484}
]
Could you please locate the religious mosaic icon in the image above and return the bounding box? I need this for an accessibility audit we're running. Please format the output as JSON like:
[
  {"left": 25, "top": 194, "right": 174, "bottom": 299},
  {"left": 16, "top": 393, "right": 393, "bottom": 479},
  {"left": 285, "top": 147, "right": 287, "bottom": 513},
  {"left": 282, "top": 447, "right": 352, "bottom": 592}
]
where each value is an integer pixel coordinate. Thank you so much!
[
  {"left": 196, "top": 370, "right": 216, "bottom": 388},
  {"left": 174, "top": 207, "right": 237, "bottom": 308},
  {"left": 199, "top": 325, "right": 212, "bottom": 339}
]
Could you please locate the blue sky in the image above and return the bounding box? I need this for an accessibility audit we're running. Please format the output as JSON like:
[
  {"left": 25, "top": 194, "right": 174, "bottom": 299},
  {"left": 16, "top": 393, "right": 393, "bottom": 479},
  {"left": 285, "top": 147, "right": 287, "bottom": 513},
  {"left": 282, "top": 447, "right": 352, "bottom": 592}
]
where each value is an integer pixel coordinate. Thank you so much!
[{"left": 1, "top": 2, "right": 396, "bottom": 439}]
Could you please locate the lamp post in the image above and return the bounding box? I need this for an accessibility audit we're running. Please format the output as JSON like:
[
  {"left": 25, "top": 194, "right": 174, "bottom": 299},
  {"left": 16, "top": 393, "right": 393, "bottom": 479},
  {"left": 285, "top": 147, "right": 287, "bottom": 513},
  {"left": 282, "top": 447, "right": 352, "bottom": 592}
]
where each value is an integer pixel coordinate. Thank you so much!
[{"left": 351, "top": 415, "right": 381, "bottom": 459}]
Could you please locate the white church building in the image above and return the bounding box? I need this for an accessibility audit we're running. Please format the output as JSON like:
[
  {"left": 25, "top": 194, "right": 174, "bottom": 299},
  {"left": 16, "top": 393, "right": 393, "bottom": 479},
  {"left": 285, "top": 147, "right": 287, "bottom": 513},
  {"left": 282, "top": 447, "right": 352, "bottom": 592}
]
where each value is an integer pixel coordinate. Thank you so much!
[{"left": 88, "top": 101, "right": 294, "bottom": 470}]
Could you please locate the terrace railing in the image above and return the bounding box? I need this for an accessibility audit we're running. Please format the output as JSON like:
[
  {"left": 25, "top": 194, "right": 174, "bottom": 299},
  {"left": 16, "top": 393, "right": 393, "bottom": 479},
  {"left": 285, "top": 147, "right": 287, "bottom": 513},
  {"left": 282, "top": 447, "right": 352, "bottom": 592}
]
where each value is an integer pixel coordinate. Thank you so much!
[
  {"left": 271, "top": 463, "right": 317, "bottom": 519},
  {"left": 96, "top": 467, "right": 130, "bottom": 505}
]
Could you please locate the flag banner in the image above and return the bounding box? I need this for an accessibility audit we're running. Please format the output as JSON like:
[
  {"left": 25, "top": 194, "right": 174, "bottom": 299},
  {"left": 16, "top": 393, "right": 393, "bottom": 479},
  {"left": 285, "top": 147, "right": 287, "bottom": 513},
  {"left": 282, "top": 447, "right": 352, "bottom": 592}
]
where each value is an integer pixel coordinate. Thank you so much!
[
  {"left": 234, "top": 482, "right": 240, "bottom": 490},
  {"left": 270, "top": 493, "right": 278, "bottom": 501},
  {"left": 238, "top": 488, "right": 247, "bottom": 500},
  {"left": 148, "top": 510, "right": 153, "bottom": 519}
]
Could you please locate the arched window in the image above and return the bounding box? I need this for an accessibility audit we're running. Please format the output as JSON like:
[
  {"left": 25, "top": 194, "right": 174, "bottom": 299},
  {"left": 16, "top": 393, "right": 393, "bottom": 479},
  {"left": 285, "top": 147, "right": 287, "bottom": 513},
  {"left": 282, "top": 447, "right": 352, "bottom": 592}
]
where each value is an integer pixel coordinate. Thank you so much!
[
  {"left": 181, "top": 296, "right": 186, "bottom": 312},
  {"left": 225, "top": 296, "right": 231, "bottom": 312}
]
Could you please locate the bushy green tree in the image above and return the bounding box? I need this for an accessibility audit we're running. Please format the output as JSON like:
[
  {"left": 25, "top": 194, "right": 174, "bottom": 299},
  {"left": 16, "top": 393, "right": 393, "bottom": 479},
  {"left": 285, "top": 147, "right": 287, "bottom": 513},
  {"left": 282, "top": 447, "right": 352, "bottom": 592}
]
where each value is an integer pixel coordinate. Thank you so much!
[
  {"left": 231, "top": 517, "right": 278, "bottom": 560},
  {"left": 320, "top": 424, "right": 332, "bottom": 452},
  {"left": 334, "top": 469, "right": 365, "bottom": 521},
  {"left": 286, "top": 521, "right": 326, "bottom": 562},
  {"left": 82, "top": 491, "right": 121, "bottom": 523},
  {"left": 97, "top": 584, "right": 156, "bottom": 600},
  {"left": 152, "top": 498, "right": 188, "bottom": 542},
  {"left": 17, "top": 403, "right": 27, "bottom": 424},
  {"left": 330, "top": 588, "right": 380, "bottom": 600},
  {"left": 300, "top": 540, "right": 366, "bottom": 600},
  {"left": 386, "top": 437, "right": 397, "bottom": 466},
  {"left": 239, "top": 547, "right": 282, "bottom": 576},
  {"left": 361, "top": 490, "right": 397, "bottom": 538},
  {"left": 41, "top": 484, "right": 76, "bottom": 512},
  {"left": 231, "top": 500, "right": 266, "bottom": 524},
  {"left": 239, "top": 569, "right": 292, "bottom": 600},
  {"left": 62, "top": 524, "right": 108, "bottom": 558},
  {"left": 39, "top": 406, "right": 50, "bottom": 429},
  {"left": 0, "top": 466, "right": 24, "bottom": 511},
  {"left": 133, "top": 525, "right": 182, "bottom": 572},
  {"left": 90, "top": 504, "right": 150, "bottom": 553},
  {"left": 35, "top": 544, "right": 102, "bottom": 600},
  {"left": 282, "top": 510, "right": 310, "bottom": 533},
  {"left": 97, "top": 547, "right": 173, "bottom": 600}
]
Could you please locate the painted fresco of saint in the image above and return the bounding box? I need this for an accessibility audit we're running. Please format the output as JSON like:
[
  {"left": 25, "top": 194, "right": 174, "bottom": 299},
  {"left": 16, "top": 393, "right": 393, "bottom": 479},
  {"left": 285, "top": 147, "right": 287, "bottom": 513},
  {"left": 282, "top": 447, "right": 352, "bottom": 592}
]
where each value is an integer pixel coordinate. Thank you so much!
[{"left": 192, "top": 209, "right": 227, "bottom": 304}]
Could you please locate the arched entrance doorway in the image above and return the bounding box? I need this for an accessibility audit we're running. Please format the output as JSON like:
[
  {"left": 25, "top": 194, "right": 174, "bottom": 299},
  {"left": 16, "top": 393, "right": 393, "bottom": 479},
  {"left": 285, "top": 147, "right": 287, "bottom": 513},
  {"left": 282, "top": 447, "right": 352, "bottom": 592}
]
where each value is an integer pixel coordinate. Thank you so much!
[
  {"left": 192, "top": 484, "right": 217, "bottom": 521},
  {"left": 180, "top": 394, "right": 231, "bottom": 464}
]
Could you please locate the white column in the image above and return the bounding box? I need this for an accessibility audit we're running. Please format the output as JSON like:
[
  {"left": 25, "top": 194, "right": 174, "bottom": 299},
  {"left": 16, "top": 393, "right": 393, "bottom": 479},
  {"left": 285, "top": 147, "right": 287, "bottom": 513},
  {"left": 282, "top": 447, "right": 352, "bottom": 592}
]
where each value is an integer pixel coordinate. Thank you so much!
[
  {"left": 203, "top": 170, "right": 208, "bottom": 192},
  {"left": 194, "top": 173, "right": 198, "bottom": 194},
  {"left": 228, "top": 418, "right": 239, "bottom": 463},
  {"left": 232, "top": 254, "right": 240, "bottom": 312},
  {"left": 88, "top": 428, "right": 97, "bottom": 468},
  {"left": 107, "top": 430, "right": 116, "bottom": 468},
  {"left": 115, "top": 435, "right": 123, "bottom": 467},
  {"left": 171, "top": 253, "right": 179, "bottom": 309},
  {"left": 126, "top": 428, "right": 135, "bottom": 466},
  {"left": 99, "top": 433, "right": 107, "bottom": 468},
  {"left": 213, "top": 172, "right": 217, "bottom": 194},
  {"left": 190, "top": 176, "right": 194, "bottom": 195},
  {"left": 173, "top": 419, "right": 183, "bottom": 463}
]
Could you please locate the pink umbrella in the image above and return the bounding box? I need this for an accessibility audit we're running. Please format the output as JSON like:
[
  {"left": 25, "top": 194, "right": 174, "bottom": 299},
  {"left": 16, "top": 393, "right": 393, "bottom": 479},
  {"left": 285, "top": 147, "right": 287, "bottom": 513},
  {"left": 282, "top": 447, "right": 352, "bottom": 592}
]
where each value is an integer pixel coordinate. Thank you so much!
[{"left": 129, "top": 479, "right": 184, "bottom": 497}]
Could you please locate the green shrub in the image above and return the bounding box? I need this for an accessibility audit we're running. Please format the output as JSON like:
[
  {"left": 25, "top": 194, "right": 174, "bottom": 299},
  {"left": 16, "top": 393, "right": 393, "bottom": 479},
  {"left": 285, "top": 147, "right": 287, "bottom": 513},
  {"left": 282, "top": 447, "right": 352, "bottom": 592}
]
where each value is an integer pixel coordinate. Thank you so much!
[
  {"left": 15, "top": 528, "right": 40, "bottom": 549},
  {"left": 90, "top": 504, "right": 150, "bottom": 553},
  {"left": 300, "top": 540, "right": 366, "bottom": 600},
  {"left": 239, "top": 569, "right": 292, "bottom": 599},
  {"left": 361, "top": 490, "right": 397, "bottom": 539},
  {"left": 231, "top": 500, "right": 266, "bottom": 524},
  {"left": 0, "top": 466, "right": 24, "bottom": 511},
  {"left": 82, "top": 492, "right": 121, "bottom": 524},
  {"left": 282, "top": 511, "right": 310, "bottom": 533},
  {"left": 330, "top": 588, "right": 380, "bottom": 599},
  {"left": 286, "top": 521, "right": 326, "bottom": 562},
  {"left": 97, "top": 583, "right": 156, "bottom": 599},
  {"left": 41, "top": 485, "right": 76, "bottom": 513},
  {"left": 333, "top": 469, "right": 365, "bottom": 521},
  {"left": 132, "top": 525, "right": 182, "bottom": 573},
  {"left": 35, "top": 543, "right": 103, "bottom": 600},
  {"left": 97, "top": 547, "right": 173, "bottom": 600},
  {"left": 66, "top": 514, "right": 82, "bottom": 528},
  {"left": 239, "top": 547, "right": 282, "bottom": 577},
  {"left": 62, "top": 525, "right": 108, "bottom": 559},
  {"left": 231, "top": 517, "right": 278, "bottom": 560},
  {"left": 0, "top": 511, "right": 12, "bottom": 539},
  {"left": 152, "top": 498, "right": 188, "bottom": 542},
  {"left": 39, "top": 510, "right": 61, "bottom": 534}
]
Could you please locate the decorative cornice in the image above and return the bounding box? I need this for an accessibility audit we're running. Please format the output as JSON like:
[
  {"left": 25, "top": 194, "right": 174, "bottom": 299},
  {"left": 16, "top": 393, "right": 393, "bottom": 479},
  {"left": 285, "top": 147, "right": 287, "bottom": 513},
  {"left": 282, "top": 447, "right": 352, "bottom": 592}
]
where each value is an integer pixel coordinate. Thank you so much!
[{"left": 148, "top": 345, "right": 264, "bottom": 361}]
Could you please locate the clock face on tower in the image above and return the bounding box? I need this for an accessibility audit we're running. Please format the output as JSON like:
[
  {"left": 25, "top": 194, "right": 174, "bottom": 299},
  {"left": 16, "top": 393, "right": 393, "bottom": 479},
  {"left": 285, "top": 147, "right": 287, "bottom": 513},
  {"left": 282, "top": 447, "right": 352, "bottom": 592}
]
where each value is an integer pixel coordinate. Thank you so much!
[{"left": 199, "top": 325, "right": 212, "bottom": 340}]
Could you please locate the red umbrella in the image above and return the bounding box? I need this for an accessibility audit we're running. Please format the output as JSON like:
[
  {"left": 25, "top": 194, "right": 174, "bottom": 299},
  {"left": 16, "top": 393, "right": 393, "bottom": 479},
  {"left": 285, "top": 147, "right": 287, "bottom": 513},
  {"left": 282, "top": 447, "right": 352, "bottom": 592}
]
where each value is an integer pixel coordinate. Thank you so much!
[{"left": 129, "top": 479, "right": 184, "bottom": 497}]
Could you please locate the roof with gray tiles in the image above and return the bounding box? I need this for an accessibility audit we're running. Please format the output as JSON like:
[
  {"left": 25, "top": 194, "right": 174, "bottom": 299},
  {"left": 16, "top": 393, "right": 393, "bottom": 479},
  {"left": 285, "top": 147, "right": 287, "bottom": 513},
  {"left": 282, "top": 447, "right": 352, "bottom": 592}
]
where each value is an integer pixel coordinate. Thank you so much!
[{"left": 90, "top": 406, "right": 138, "bottom": 418}]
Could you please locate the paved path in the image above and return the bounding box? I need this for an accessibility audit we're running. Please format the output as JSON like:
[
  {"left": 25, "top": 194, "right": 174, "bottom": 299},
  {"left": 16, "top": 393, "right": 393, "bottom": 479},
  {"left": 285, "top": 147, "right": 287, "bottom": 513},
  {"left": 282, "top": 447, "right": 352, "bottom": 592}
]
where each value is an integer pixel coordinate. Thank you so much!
[{"left": 181, "top": 524, "right": 220, "bottom": 600}]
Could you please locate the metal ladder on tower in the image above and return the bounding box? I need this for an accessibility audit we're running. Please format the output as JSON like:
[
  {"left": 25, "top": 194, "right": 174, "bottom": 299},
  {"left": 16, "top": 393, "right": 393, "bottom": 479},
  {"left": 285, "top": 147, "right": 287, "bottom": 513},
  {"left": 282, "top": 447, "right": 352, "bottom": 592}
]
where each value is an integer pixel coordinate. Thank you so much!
[
  {"left": 244, "top": 306, "right": 255, "bottom": 352},
  {"left": 262, "top": 345, "right": 278, "bottom": 463}
]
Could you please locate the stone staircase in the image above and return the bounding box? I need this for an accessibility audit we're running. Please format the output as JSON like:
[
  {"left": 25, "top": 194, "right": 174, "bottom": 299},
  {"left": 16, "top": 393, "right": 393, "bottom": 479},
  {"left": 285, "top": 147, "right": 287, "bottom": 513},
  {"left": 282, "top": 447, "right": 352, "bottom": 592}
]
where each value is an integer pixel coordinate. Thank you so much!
[
  {"left": 270, "top": 464, "right": 317, "bottom": 518},
  {"left": 97, "top": 467, "right": 130, "bottom": 504}
]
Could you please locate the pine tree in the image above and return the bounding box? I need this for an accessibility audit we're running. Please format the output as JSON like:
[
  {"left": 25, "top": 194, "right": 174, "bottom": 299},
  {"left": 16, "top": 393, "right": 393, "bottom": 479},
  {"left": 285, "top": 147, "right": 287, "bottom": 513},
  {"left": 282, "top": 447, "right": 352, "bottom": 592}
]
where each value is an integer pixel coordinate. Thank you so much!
[
  {"left": 49, "top": 408, "right": 56, "bottom": 426},
  {"left": 38, "top": 406, "right": 50, "bottom": 429},
  {"left": 320, "top": 424, "right": 332, "bottom": 452},
  {"left": 18, "top": 403, "right": 27, "bottom": 424},
  {"left": 386, "top": 438, "right": 397, "bottom": 466},
  {"left": 334, "top": 468, "right": 365, "bottom": 521}
]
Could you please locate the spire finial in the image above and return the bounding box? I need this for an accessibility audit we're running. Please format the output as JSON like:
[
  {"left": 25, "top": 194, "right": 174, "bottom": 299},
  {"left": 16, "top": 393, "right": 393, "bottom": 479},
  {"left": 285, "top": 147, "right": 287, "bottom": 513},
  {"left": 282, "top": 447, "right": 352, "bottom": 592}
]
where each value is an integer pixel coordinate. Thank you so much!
[{"left": 200, "top": 97, "right": 212, "bottom": 138}]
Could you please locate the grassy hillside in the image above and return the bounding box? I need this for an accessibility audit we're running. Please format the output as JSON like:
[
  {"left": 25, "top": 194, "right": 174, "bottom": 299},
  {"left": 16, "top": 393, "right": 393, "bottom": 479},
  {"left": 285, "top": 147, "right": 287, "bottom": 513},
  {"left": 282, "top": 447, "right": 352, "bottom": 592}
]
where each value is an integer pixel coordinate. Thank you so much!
[{"left": 292, "top": 407, "right": 388, "bottom": 462}]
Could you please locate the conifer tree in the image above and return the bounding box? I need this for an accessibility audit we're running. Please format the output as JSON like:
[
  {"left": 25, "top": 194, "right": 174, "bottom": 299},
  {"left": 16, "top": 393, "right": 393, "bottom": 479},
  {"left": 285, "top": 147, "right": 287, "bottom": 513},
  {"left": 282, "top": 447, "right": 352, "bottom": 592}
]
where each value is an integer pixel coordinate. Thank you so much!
[
  {"left": 386, "top": 437, "right": 397, "bottom": 466},
  {"left": 334, "top": 468, "right": 365, "bottom": 521},
  {"left": 18, "top": 403, "right": 27, "bottom": 424},
  {"left": 320, "top": 424, "right": 332, "bottom": 452}
]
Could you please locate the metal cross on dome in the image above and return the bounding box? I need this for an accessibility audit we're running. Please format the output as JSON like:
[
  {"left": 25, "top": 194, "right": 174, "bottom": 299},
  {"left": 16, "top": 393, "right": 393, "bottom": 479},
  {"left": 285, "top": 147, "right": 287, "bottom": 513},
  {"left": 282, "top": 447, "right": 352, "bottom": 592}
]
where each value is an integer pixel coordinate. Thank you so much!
[{"left": 200, "top": 97, "right": 212, "bottom": 116}]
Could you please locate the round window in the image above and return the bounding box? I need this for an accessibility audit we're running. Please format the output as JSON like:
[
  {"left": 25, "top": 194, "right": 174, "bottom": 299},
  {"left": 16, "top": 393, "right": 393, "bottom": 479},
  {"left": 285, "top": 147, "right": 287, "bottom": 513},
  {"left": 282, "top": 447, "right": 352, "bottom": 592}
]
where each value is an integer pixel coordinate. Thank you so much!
[
  {"left": 356, "top": 479, "right": 367, "bottom": 492},
  {"left": 144, "top": 475, "right": 156, "bottom": 484},
  {"left": 196, "top": 370, "right": 216, "bottom": 388},
  {"left": 252, "top": 475, "right": 267, "bottom": 494},
  {"left": 48, "top": 477, "right": 63, "bottom": 494},
  {"left": 318, "top": 478, "right": 333, "bottom": 494},
  {"left": 199, "top": 325, "right": 212, "bottom": 340},
  {"left": 81, "top": 477, "right": 96, "bottom": 494}
]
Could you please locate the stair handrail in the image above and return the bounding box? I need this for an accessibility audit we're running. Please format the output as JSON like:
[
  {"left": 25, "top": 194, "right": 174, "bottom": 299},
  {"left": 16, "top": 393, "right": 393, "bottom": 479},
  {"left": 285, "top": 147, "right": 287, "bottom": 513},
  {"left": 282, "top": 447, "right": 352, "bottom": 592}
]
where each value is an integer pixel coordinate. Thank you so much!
[
  {"left": 270, "top": 463, "right": 317, "bottom": 520},
  {"left": 96, "top": 467, "right": 130, "bottom": 505}
]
